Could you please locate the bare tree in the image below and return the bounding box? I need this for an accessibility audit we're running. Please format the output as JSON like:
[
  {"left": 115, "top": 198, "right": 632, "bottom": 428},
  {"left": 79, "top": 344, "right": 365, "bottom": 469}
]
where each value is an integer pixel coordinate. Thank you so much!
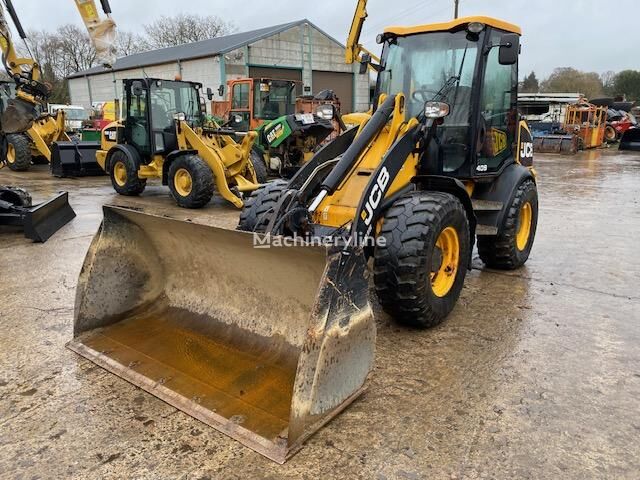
[
  {"left": 115, "top": 31, "right": 150, "bottom": 57},
  {"left": 143, "top": 14, "right": 235, "bottom": 49}
]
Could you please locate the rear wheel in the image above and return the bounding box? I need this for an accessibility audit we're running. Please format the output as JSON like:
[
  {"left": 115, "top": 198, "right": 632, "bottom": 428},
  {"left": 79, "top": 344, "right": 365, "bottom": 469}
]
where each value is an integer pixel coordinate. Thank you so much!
[
  {"left": 250, "top": 149, "right": 268, "bottom": 183},
  {"left": 168, "top": 155, "right": 214, "bottom": 209},
  {"left": 373, "top": 191, "right": 471, "bottom": 329},
  {"left": 109, "top": 150, "right": 146, "bottom": 196},
  {"left": 477, "top": 180, "right": 538, "bottom": 270},
  {"left": 6, "top": 134, "right": 32, "bottom": 171},
  {"left": 237, "top": 179, "right": 288, "bottom": 232}
]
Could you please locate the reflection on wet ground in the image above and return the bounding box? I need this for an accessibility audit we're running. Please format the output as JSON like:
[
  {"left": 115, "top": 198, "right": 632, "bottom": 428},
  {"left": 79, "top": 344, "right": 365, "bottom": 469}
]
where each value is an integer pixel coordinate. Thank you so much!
[{"left": 1, "top": 148, "right": 638, "bottom": 479}]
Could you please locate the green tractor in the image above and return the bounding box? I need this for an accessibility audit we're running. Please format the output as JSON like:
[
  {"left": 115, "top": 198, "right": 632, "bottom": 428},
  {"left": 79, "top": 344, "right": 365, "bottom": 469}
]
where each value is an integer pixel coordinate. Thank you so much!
[{"left": 209, "top": 78, "right": 338, "bottom": 177}]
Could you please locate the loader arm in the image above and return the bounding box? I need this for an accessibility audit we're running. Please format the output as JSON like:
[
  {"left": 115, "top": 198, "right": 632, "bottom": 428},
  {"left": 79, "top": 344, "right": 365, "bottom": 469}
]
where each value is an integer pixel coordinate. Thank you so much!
[
  {"left": 177, "top": 121, "right": 260, "bottom": 208},
  {"left": 345, "top": 0, "right": 380, "bottom": 69}
]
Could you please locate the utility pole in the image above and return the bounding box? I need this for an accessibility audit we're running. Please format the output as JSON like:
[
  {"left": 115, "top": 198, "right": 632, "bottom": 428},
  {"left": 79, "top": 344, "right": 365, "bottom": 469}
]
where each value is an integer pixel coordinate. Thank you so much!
[{"left": 454, "top": 0, "right": 460, "bottom": 19}]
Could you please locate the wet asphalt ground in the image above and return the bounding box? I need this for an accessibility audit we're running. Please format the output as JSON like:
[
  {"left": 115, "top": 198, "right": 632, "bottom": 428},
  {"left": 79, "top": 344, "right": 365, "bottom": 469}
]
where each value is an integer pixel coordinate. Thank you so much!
[{"left": 0, "top": 148, "right": 639, "bottom": 479}]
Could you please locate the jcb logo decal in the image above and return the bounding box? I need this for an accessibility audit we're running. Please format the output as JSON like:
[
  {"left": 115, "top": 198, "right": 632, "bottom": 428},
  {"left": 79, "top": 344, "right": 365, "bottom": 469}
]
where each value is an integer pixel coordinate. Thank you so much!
[
  {"left": 361, "top": 167, "right": 390, "bottom": 227},
  {"left": 520, "top": 142, "right": 534, "bottom": 159},
  {"left": 491, "top": 128, "right": 508, "bottom": 157}
]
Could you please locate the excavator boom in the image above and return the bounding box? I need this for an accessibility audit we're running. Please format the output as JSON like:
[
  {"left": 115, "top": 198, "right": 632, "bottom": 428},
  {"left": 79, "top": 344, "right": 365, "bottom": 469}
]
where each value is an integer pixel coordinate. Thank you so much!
[{"left": 345, "top": 0, "right": 380, "bottom": 68}]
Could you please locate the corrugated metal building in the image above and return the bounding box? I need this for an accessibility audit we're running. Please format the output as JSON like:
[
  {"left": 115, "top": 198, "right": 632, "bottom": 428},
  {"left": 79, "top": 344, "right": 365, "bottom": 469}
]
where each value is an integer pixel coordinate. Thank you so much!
[{"left": 67, "top": 19, "right": 370, "bottom": 113}]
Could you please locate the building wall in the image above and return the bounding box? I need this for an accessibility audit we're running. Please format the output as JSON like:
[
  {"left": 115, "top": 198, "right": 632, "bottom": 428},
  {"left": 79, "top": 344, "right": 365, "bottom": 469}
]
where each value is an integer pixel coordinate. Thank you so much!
[{"left": 68, "top": 23, "right": 371, "bottom": 112}]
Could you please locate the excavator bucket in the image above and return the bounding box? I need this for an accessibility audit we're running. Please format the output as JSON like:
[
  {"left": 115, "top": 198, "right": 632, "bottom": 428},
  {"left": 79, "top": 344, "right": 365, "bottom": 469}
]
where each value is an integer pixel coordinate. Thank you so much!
[
  {"left": 67, "top": 206, "right": 375, "bottom": 463},
  {"left": 1, "top": 98, "right": 38, "bottom": 133},
  {"left": 533, "top": 134, "right": 578, "bottom": 155},
  {"left": 619, "top": 128, "right": 640, "bottom": 151}
]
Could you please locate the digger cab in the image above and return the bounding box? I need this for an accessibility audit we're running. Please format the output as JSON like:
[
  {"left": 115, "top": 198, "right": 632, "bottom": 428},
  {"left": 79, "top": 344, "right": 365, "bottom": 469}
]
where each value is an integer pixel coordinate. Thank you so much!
[
  {"left": 225, "top": 78, "right": 298, "bottom": 130},
  {"left": 122, "top": 78, "right": 205, "bottom": 160},
  {"left": 373, "top": 17, "right": 532, "bottom": 179}
]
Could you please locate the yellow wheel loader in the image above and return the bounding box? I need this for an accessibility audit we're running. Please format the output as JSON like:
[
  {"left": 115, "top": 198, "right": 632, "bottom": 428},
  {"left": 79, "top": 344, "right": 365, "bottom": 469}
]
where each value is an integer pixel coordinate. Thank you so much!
[
  {"left": 68, "top": 16, "right": 538, "bottom": 463},
  {"left": 96, "top": 78, "right": 263, "bottom": 208},
  {"left": 240, "top": 16, "right": 539, "bottom": 326},
  {"left": 0, "top": 0, "right": 110, "bottom": 176}
]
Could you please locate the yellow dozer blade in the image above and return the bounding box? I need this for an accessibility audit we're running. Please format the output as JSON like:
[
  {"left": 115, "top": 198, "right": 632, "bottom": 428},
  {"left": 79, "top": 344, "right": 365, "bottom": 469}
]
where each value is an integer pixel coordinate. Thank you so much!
[{"left": 67, "top": 205, "right": 375, "bottom": 463}]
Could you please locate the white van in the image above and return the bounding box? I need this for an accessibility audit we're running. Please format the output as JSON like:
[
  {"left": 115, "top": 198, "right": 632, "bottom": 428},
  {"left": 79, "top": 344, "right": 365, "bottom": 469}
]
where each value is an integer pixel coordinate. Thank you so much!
[{"left": 48, "top": 104, "right": 89, "bottom": 133}]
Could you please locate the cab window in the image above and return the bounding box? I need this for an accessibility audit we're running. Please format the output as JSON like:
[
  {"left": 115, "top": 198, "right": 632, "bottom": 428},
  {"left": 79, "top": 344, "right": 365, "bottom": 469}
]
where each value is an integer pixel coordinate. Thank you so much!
[{"left": 232, "top": 83, "right": 250, "bottom": 109}]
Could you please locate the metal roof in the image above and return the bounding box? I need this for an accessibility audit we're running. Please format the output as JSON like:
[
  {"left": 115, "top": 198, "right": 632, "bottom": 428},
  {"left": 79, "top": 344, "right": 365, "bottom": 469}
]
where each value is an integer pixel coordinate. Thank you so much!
[{"left": 69, "top": 19, "right": 339, "bottom": 79}]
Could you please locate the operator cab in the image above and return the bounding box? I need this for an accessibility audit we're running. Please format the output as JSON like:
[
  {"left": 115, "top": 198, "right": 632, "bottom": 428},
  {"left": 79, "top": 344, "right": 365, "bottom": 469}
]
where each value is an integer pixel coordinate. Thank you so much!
[
  {"left": 374, "top": 17, "right": 521, "bottom": 178},
  {"left": 228, "top": 78, "right": 298, "bottom": 130},
  {"left": 124, "top": 78, "right": 204, "bottom": 162}
]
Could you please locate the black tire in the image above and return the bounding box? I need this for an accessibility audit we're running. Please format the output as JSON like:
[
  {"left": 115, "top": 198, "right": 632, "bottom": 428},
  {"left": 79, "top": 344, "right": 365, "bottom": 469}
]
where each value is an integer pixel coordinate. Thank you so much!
[
  {"left": 250, "top": 149, "right": 268, "bottom": 183},
  {"left": 109, "top": 150, "right": 146, "bottom": 196},
  {"left": 477, "top": 179, "right": 538, "bottom": 270},
  {"left": 373, "top": 191, "right": 471, "bottom": 329},
  {"left": 237, "top": 179, "right": 288, "bottom": 232},
  {"left": 6, "top": 134, "right": 32, "bottom": 171},
  {"left": 168, "top": 154, "right": 214, "bottom": 209}
]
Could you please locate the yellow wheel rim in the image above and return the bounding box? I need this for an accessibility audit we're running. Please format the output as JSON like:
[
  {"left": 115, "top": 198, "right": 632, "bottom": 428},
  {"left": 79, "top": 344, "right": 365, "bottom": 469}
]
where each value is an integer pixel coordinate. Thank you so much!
[
  {"left": 113, "top": 161, "right": 128, "bottom": 187},
  {"left": 516, "top": 202, "right": 532, "bottom": 251},
  {"left": 174, "top": 168, "right": 193, "bottom": 197},
  {"left": 7, "top": 144, "right": 15, "bottom": 164},
  {"left": 431, "top": 226, "right": 460, "bottom": 298}
]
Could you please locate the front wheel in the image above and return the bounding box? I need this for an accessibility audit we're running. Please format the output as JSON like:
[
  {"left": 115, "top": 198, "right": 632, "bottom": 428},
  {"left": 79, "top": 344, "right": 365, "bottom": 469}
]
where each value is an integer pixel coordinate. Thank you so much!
[
  {"left": 477, "top": 179, "right": 538, "bottom": 270},
  {"left": 250, "top": 149, "right": 268, "bottom": 183},
  {"left": 109, "top": 150, "right": 146, "bottom": 196},
  {"left": 168, "top": 155, "right": 214, "bottom": 209},
  {"left": 373, "top": 191, "right": 471, "bottom": 329},
  {"left": 6, "top": 134, "right": 32, "bottom": 171}
]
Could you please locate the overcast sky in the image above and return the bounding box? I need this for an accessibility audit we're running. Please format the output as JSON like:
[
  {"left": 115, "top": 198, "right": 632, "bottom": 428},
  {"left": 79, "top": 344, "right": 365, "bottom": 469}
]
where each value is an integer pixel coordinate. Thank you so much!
[{"left": 12, "top": 0, "right": 640, "bottom": 79}]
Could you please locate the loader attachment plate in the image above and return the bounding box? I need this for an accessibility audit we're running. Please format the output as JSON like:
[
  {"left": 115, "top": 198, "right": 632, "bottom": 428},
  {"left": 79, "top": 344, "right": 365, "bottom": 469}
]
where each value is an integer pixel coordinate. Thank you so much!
[
  {"left": 68, "top": 206, "right": 375, "bottom": 462},
  {"left": 0, "top": 191, "right": 76, "bottom": 242}
]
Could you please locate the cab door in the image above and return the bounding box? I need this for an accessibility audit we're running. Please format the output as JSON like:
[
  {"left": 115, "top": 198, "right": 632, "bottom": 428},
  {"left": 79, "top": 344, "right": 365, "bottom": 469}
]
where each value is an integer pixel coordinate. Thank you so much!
[
  {"left": 475, "top": 29, "right": 519, "bottom": 175},
  {"left": 124, "top": 80, "right": 152, "bottom": 160},
  {"left": 229, "top": 80, "right": 252, "bottom": 131}
]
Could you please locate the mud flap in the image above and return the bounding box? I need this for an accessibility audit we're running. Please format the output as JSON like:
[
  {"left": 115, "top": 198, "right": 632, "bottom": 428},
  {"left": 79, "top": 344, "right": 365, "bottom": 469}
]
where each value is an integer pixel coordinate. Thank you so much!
[
  {"left": 50, "top": 141, "right": 105, "bottom": 177},
  {"left": 67, "top": 206, "right": 375, "bottom": 463},
  {"left": 0, "top": 192, "right": 76, "bottom": 242},
  {"left": 619, "top": 128, "right": 640, "bottom": 151}
]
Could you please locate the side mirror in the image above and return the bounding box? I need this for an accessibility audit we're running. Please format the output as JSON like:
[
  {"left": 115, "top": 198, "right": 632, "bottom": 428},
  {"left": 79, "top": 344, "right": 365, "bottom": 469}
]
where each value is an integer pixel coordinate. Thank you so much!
[
  {"left": 131, "top": 81, "right": 144, "bottom": 96},
  {"left": 206, "top": 87, "right": 214, "bottom": 101},
  {"left": 359, "top": 53, "right": 371, "bottom": 75},
  {"left": 218, "top": 84, "right": 225, "bottom": 97},
  {"left": 498, "top": 33, "right": 520, "bottom": 66}
]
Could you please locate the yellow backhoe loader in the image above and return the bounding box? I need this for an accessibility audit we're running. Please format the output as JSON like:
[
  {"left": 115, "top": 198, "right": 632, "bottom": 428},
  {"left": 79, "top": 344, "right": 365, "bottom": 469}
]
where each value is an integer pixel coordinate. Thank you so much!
[
  {"left": 0, "top": 0, "right": 113, "bottom": 175},
  {"left": 95, "top": 77, "right": 263, "bottom": 208},
  {"left": 68, "top": 13, "right": 538, "bottom": 462}
]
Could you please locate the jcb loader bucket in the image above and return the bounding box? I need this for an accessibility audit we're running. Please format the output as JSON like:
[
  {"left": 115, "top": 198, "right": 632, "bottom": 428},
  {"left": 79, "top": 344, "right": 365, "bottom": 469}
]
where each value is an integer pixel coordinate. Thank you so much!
[
  {"left": 67, "top": 206, "right": 375, "bottom": 463},
  {"left": 533, "top": 135, "right": 578, "bottom": 155},
  {"left": 619, "top": 128, "right": 640, "bottom": 151}
]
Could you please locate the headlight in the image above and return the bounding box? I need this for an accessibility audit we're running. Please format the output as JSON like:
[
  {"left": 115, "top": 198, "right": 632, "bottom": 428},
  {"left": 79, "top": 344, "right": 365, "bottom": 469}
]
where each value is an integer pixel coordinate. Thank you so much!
[
  {"left": 173, "top": 112, "right": 186, "bottom": 122},
  {"left": 424, "top": 102, "right": 450, "bottom": 119},
  {"left": 315, "top": 105, "right": 334, "bottom": 120},
  {"left": 467, "top": 22, "right": 485, "bottom": 34}
]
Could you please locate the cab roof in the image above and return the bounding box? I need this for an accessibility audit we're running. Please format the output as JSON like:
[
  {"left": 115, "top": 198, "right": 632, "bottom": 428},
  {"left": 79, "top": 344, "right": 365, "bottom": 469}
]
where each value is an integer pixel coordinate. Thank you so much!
[{"left": 384, "top": 16, "right": 521, "bottom": 36}]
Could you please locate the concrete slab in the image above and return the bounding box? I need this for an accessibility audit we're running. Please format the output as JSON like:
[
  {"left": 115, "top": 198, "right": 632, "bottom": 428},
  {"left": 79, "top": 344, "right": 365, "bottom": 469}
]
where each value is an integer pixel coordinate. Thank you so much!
[{"left": 0, "top": 149, "right": 639, "bottom": 479}]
